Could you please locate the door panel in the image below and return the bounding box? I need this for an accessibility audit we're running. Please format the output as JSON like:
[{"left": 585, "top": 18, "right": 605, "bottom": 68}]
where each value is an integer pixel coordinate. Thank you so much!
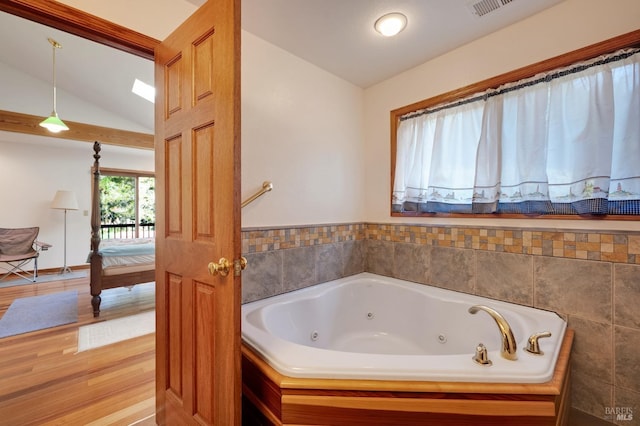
[
  {"left": 193, "top": 31, "right": 215, "bottom": 102},
  {"left": 155, "top": 0, "right": 241, "bottom": 424},
  {"left": 166, "top": 56, "right": 183, "bottom": 117},
  {"left": 194, "top": 281, "right": 215, "bottom": 422},
  {"left": 193, "top": 125, "right": 216, "bottom": 241},
  {"left": 166, "top": 137, "right": 183, "bottom": 235},
  {"left": 167, "top": 273, "right": 183, "bottom": 397}
]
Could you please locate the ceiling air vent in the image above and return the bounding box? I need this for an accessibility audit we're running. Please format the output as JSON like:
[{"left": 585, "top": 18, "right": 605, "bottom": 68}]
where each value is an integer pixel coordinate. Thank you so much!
[{"left": 467, "top": 0, "right": 515, "bottom": 17}]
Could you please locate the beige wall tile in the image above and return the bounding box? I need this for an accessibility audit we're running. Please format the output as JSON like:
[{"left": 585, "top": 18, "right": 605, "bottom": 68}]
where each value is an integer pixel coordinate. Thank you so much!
[
  {"left": 242, "top": 251, "right": 283, "bottom": 303},
  {"left": 365, "top": 239, "right": 394, "bottom": 277},
  {"left": 534, "top": 257, "right": 612, "bottom": 323},
  {"left": 568, "top": 316, "right": 613, "bottom": 384},
  {"left": 315, "top": 243, "right": 343, "bottom": 283},
  {"left": 613, "top": 387, "right": 639, "bottom": 425},
  {"left": 430, "top": 246, "right": 475, "bottom": 293},
  {"left": 393, "top": 242, "right": 429, "bottom": 284},
  {"left": 342, "top": 240, "right": 365, "bottom": 277},
  {"left": 615, "top": 326, "right": 640, "bottom": 393},
  {"left": 614, "top": 264, "right": 640, "bottom": 329},
  {"left": 628, "top": 235, "right": 640, "bottom": 255},
  {"left": 476, "top": 251, "right": 533, "bottom": 305},
  {"left": 572, "top": 372, "right": 613, "bottom": 420},
  {"left": 283, "top": 246, "right": 317, "bottom": 292}
]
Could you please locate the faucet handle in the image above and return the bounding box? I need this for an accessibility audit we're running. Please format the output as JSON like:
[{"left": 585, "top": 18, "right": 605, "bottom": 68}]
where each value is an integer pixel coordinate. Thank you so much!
[
  {"left": 525, "top": 331, "right": 552, "bottom": 355},
  {"left": 473, "top": 343, "right": 492, "bottom": 366}
]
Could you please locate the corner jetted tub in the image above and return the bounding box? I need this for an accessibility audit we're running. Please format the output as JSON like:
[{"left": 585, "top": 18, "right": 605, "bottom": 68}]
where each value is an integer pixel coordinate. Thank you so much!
[{"left": 241, "top": 273, "right": 574, "bottom": 426}]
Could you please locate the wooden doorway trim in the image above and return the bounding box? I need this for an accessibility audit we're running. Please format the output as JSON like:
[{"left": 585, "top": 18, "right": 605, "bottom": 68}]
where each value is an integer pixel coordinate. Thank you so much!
[{"left": 0, "top": 0, "right": 159, "bottom": 59}]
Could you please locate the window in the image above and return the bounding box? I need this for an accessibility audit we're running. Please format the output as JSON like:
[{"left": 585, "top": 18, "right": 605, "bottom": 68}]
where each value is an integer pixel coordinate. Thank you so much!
[
  {"left": 391, "top": 31, "right": 640, "bottom": 219},
  {"left": 98, "top": 168, "right": 155, "bottom": 239}
]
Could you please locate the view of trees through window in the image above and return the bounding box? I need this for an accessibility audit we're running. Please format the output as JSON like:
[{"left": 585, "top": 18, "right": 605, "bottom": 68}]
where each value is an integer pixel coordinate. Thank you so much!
[{"left": 99, "top": 172, "right": 155, "bottom": 239}]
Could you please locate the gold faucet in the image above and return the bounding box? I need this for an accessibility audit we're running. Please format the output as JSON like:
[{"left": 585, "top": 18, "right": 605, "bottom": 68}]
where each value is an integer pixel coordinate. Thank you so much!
[{"left": 468, "top": 305, "right": 517, "bottom": 360}]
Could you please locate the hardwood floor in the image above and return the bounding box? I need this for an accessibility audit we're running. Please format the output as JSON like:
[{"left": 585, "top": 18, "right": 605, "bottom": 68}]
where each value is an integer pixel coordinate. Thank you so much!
[{"left": 0, "top": 274, "right": 156, "bottom": 425}]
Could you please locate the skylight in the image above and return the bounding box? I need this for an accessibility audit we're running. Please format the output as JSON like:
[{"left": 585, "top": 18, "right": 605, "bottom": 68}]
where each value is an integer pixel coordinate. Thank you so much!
[{"left": 132, "top": 79, "right": 155, "bottom": 103}]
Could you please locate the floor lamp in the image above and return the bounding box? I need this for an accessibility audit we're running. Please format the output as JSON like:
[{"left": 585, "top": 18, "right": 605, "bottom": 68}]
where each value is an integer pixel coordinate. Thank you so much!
[{"left": 51, "top": 190, "right": 78, "bottom": 274}]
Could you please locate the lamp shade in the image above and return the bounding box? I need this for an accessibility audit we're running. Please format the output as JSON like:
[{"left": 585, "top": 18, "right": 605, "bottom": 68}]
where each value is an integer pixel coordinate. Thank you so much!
[
  {"left": 40, "top": 113, "right": 69, "bottom": 133},
  {"left": 51, "top": 190, "right": 78, "bottom": 210}
]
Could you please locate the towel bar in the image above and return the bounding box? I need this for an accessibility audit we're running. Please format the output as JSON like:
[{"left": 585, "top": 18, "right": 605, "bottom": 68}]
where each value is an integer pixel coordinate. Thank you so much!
[{"left": 242, "top": 181, "right": 273, "bottom": 208}]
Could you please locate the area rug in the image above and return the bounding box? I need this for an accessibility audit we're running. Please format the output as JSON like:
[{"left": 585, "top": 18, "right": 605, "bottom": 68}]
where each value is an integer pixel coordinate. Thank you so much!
[
  {"left": 77, "top": 310, "right": 155, "bottom": 352},
  {"left": 0, "top": 290, "right": 78, "bottom": 338},
  {"left": 0, "top": 270, "right": 88, "bottom": 289}
]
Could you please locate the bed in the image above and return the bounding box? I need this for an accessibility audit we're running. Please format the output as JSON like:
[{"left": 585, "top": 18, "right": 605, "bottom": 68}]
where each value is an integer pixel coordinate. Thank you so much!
[{"left": 89, "top": 141, "right": 155, "bottom": 317}]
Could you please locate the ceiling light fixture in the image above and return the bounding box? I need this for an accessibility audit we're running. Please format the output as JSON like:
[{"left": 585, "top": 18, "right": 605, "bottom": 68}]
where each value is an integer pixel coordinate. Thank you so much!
[
  {"left": 39, "top": 38, "right": 69, "bottom": 133},
  {"left": 374, "top": 12, "right": 408, "bottom": 37}
]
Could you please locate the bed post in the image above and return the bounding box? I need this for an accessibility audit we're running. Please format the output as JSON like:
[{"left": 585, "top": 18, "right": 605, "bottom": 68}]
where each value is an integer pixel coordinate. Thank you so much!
[{"left": 90, "top": 141, "right": 103, "bottom": 317}]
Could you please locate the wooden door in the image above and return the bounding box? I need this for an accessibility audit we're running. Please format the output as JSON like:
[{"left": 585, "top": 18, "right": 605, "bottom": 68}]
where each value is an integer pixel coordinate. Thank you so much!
[{"left": 154, "top": 0, "right": 241, "bottom": 424}]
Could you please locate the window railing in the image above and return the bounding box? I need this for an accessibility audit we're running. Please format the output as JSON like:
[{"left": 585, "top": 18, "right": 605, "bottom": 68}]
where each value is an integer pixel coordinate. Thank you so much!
[{"left": 100, "top": 223, "right": 155, "bottom": 239}]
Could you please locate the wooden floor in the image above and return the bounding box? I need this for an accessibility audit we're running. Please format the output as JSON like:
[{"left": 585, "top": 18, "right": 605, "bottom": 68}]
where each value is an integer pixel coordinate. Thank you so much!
[{"left": 0, "top": 273, "right": 156, "bottom": 425}]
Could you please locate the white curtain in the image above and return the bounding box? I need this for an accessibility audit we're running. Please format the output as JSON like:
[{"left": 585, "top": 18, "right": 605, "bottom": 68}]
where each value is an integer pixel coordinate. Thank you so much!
[{"left": 393, "top": 49, "right": 640, "bottom": 215}]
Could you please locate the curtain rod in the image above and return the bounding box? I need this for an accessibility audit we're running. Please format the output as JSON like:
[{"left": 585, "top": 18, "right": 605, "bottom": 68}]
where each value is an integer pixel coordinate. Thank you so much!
[{"left": 401, "top": 48, "right": 640, "bottom": 122}]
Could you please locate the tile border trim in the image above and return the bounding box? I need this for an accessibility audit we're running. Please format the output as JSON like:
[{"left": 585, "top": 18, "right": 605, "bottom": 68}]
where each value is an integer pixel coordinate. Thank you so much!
[{"left": 242, "top": 222, "right": 640, "bottom": 264}]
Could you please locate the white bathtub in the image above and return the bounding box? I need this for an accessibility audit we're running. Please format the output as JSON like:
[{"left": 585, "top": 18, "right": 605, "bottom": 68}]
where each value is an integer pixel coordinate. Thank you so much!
[{"left": 242, "top": 273, "right": 567, "bottom": 383}]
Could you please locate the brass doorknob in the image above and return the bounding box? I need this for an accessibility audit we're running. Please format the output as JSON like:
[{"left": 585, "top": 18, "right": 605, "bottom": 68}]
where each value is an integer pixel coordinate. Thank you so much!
[
  {"left": 238, "top": 256, "right": 247, "bottom": 270},
  {"left": 234, "top": 256, "right": 248, "bottom": 276},
  {"left": 208, "top": 258, "right": 230, "bottom": 276}
]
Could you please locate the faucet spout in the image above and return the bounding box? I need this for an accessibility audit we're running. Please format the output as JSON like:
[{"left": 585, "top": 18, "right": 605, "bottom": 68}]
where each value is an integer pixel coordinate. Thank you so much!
[{"left": 468, "top": 305, "right": 517, "bottom": 360}]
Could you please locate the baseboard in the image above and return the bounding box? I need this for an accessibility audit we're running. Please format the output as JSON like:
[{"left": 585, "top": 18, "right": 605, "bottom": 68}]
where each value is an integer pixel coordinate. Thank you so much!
[{"left": 36, "top": 264, "right": 90, "bottom": 275}]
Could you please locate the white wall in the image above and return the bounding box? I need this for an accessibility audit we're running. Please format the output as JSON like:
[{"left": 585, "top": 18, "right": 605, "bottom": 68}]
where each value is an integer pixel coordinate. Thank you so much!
[
  {"left": 363, "top": 0, "right": 640, "bottom": 231},
  {"left": 0, "top": 136, "right": 153, "bottom": 270},
  {"left": 241, "top": 31, "right": 365, "bottom": 227}
]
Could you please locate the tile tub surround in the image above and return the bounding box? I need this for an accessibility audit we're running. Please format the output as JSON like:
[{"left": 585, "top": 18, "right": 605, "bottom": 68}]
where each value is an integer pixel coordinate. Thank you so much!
[
  {"left": 241, "top": 223, "right": 640, "bottom": 423},
  {"left": 242, "top": 240, "right": 365, "bottom": 303},
  {"left": 241, "top": 223, "right": 366, "bottom": 302}
]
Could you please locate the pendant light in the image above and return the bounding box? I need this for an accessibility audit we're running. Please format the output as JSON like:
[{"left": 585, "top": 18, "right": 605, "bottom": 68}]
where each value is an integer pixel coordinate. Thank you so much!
[{"left": 39, "top": 38, "right": 69, "bottom": 133}]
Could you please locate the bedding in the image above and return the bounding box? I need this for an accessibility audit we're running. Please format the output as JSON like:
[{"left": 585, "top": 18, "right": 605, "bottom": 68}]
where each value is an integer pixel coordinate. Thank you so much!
[{"left": 97, "top": 238, "right": 155, "bottom": 268}]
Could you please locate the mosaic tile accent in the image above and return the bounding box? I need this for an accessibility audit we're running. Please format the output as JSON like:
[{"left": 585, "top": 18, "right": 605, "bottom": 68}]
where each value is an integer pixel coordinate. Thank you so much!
[
  {"left": 242, "top": 222, "right": 639, "bottom": 264},
  {"left": 364, "top": 224, "right": 640, "bottom": 265},
  {"left": 242, "top": 223, "right": 366, "bottom": 254}
]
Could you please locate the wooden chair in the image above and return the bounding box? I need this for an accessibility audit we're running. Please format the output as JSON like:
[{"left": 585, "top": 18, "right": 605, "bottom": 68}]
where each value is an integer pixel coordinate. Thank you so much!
[{"left": 0, "top": 227, "right": 51, "bottom": 282}]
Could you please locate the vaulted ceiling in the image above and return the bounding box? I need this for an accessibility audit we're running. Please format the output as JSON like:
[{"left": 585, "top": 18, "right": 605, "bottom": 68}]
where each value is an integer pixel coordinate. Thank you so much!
[
  {"left": 0, "top": 0, "right": 565, "bottom": 150},
  {"left": 242, "top": 0, "right": 565, "bottom": 88}
]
